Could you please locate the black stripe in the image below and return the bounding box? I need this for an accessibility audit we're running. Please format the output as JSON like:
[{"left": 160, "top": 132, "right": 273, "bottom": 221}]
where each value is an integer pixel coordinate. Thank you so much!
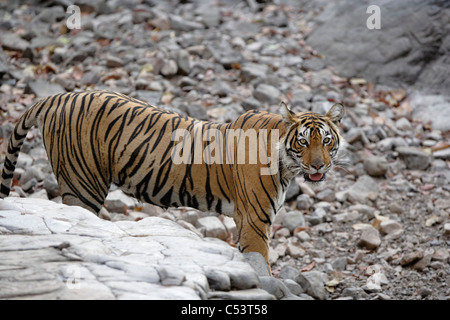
[{"left": 0, "top": 184, "right": 10, "bottom": 195}]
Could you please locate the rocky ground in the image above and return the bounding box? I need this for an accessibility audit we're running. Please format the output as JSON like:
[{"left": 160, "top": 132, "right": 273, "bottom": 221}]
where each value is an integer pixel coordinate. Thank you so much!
[{"left": 0, "top": 1, "right": 449, "bottom": 300}]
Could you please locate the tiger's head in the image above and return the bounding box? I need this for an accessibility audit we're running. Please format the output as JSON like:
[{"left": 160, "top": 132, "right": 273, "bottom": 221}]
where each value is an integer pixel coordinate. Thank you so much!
[{"left": 280, "top": 102, "right": 344, "bottom": 183}]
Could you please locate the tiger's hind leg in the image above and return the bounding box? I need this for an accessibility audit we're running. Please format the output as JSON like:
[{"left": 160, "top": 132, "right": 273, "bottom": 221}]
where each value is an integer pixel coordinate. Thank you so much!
[{"left": 56, "top": 176, "right": 108, "bottom": 215}]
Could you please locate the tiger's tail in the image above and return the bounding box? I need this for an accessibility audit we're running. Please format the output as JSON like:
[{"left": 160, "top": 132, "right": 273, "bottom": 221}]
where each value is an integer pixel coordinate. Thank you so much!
[{"left": 0, "top": 98, "right": 46, "bottom": 198}]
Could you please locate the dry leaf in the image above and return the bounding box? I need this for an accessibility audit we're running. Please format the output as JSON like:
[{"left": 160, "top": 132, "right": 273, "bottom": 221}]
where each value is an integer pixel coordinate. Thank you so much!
[
  {"left": 301, "top": 261, "right": 315, "bottom": 272},
  {"left": 293, "top": 226, "right": 310, "bottom": 235}
]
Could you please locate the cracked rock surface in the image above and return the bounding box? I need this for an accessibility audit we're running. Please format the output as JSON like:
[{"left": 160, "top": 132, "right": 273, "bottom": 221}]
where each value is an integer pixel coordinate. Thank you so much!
[{"left": 0, "top": 198, "right": 270, "bottom": 300}]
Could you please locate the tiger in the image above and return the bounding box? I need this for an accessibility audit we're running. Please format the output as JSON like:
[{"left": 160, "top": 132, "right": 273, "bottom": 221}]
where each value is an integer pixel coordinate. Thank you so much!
[{"left": 0, "top": 90, "right": 344, "bottom": 268}]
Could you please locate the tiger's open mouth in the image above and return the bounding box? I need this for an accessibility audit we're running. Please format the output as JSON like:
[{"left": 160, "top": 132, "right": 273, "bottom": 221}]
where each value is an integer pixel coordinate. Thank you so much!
[{"left": 304, "top": 172, "right": 325, "bottom": 182}]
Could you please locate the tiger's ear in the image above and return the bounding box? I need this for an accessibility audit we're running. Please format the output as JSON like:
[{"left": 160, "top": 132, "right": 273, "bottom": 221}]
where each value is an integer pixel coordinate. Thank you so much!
[
  {"left": 326, "top": 103, "right": 344, "bottom": 124},
  {"left": 280, "top": 101, "right": 296, "bottom": 124}
]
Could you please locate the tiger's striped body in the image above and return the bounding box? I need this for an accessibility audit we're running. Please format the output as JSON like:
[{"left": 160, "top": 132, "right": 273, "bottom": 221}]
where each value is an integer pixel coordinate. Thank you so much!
[{"left": 0, "top": 90, "right": 344, "bottom": 266}]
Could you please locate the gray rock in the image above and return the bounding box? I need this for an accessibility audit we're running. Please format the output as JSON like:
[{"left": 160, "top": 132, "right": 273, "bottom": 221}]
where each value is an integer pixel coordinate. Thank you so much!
[
  {"left": 197, "top": 4, "right": 221, "bottom": 28},
  {"left": 410, "top": 93, "right": 450, "bottom": 132},
  {"left": 169, "top": 14, "right": 204, "bottom": 31},
  {"left": 347, "top": 175, "right": 379, "bottom": 203},
  {"left": 306, "top": 207, "right": 327, "bottom": 225},
  {"left": 160, "top": 59, "right": 178, "bottom": 77},
  {"left": 259, "top": 276, "right": 292, "bottom": 299},
  {"left": 302, "top": 57, "right": 326, "bottom": 71},
  {"left": 43, "top": 174, "right": 60, "bottom": 199},
  {"left": 363, "top": 155, "right": 389, "bottom": 177},
  {"left": 295, "top": 271, "right": 327, "bottom": 300},
  {"left": 282, "top": 210, "right": 305, "bottom": 233},
  {"left": 156, "top": 266, "right": 185, "bottom": 286},
  {"left": 396, "top": 146, "right": 431, "bottom": 170},
  {"left": 253, "top": 83, "right": 280, "bottom": 105},
  {"left": 306, "top": 0, "right": 450, "bottom": 95},
  {"left": 358, "top": 226, "right": 381, "bottom": 250},
  {"left": 195, "top": 216, "right": 228, "bottom": 240},
  {"left": 204, "top": 269, "right": 230, "bottom": 291},
  {"left": 315, "top": 188, "right": 336, "bottom": 202},
  {"left": 185, "top": 104, "right": 209, "bottom": 121},
  {"left": 395, "top": 117, "right": 413, "bottom": 131},
  {"left": 241, "top": 97, "right": 261, "bottom": 111},
  {"left": 25, "top": 80, "right": 66, "bottom": 98},
  {"left": 243, "top": 252, "right": 270, "bottom": 277},
  {"left": 286, "top": 242, "right": 305, "bottom": 258},
  {"left": 16, "top": 152, "right": 33, "bottom": 169},
  {"left": 104, "top": 189, "right": 138, "bottom": 212},
  {"left": 433, "top": 149, "right": 450, "bottom": 161},
  {"left": 35, "top": 6, "right": 65, "bottom": 24},
  {"left": 296, "top": 194, "right": 313, "bottom": 210},
  {"left": 282, "top": 279, "right": 304, "bottom": 296},
  {"left": 213, "top": 263, "right": 260, "bottom": 290},
  {"left": 176, "top": 49, "right": 191, "bottom": 75},
  {"left": 106, "top": 55, "right": 123, "bottom": 68},
  {"left": 279, "top": 266, "right": 300, "bottom": 281},
  {"left": 0, "top": 197, "right": 261, "bottom": 300},
  {"left": 240, "top": 62, "right": 268, "bottom": 82},
  {"left": 377, "top": 137, "right": 408, "bottom": 151},
  {"left": 444, "top": 223, "right": 450, "bottom": 237},
  {"left": 0, "top": 32, "right": 29, "bottom": 51},
  {"left": 81, "top": 71, "right": 101, "bottom": 85},
  {"left": 285, "top": 181, "right": 300, "bottom": 201},
  {"left": 134, "top": 90, "right": 163, "bottom": 106},
  {"left": 380, "top": 220, "right": 403, "bottom": 237},
  {"left": 207, "top": 289, "right": 275, "bottom": 300},
  {"left": 331, "top": 257, "right": 348, "bottom": 271}
]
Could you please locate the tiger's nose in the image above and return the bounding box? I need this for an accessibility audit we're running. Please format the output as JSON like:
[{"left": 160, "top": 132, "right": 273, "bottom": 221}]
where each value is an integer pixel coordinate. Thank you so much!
[{"left": 311, "top": 163, "right": 324, "bottom": 170}]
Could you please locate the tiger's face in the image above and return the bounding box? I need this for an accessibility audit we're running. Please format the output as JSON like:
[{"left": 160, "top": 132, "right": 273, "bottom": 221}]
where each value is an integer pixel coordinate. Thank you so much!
[{"left": 280, "top": 103, "right": 344, "bottom": 183}]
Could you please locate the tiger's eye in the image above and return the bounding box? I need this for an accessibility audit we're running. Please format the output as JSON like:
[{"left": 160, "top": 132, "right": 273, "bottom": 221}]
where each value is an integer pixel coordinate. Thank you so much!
[
  {"left": 323, "top": 137, "right": 331, "bottom": 144},
  {"left": 299, "top": 138, "right": 308, "bottom": 145}
]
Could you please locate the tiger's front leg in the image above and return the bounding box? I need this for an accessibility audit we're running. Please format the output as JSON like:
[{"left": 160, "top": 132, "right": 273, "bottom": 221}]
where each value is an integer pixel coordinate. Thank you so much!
[{"left": 233, "top": 206, "right": 273, "bottom": 273}]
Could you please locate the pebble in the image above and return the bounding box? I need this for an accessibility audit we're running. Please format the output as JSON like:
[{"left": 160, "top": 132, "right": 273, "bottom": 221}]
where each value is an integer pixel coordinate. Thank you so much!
[
  {"left": 315, "top": 188, "right": 335, "bottom": 202},
  {"left": 400, "top": 251, "right": 424, "bottom": 266},
  {"left": 160, "top": 59, "right": 178, "bottom": 77},
  {"left": 444, "top": 223, "right": 450, "bottom": 237},
  {"left": 106, "top": 55, "right": 123, "bottom": 68},
  {"left": 169, "top": 14, "right": 204, "bottom": 31},
  {"left": 347, "top": 175, "right": 379, "bottom": 204},
  {"left": 176, "top": 49, "right": 191, "bottom": 75},
  {"left": 243, "top": 252, "right": 270, "bottom": 277},
  {"left": 296, "top": 194, "right": 313, "bottom": 210},
  {"left": 282, "top": 210, "right": 305, "bottom": 233},
  {"left": 396, "top": 146, "right": 431, "bottom": 170},
  {"left": 259, "top": 276, "right": 292, "bottom": 299},
  {"left": 286, "top": 242, "right": 305, "bottom": 258},
  {"left": 380, "top": 220, "right": 403, "bottom": 238},
  {"left": 104, "top": 189, "right": 139, "bottom": 212},
  {"left": 253, "top": 83, "right": 280, "bottom": 105},
  {"left": 365, "top": 272, "right": 388, "bottom": 292},
  {"left": 357, "top": 226, "right": 381, "bottom": 249},
  {"left": 363, "top": 155, "right": 389, "bottom": 177},
  {"left": 0, "top": 32, "right": 29, "bottom": 51},
  {"left": 195, "top": 216, "right": 228, "bottom": 240},
  {"left": 25, "top": 80, "right": 66, "bottom": 98},
  {"left": 295, "top": 271, "right": 327, "bottom": 300}
]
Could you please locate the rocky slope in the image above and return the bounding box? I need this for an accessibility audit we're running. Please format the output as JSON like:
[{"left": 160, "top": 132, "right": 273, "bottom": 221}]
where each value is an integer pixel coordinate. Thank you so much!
[{"left": 0, "top": 0, "right": 449, "bottom": 299}]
